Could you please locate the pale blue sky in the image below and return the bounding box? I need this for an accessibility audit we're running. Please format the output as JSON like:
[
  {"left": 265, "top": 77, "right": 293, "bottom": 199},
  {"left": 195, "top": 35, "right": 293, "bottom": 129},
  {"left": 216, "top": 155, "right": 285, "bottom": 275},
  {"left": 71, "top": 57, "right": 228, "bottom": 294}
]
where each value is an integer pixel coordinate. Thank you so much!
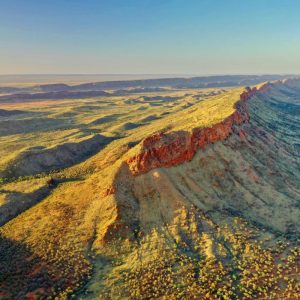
[{"left": 0, "top": 0, "right": 300, "bottom": 74}]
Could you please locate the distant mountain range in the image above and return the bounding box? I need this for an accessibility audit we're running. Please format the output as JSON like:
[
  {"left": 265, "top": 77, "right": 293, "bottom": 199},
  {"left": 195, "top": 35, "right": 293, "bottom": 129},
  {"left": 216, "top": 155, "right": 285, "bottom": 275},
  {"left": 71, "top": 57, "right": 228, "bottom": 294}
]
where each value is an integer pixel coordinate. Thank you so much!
[{"left": 0, "top": 74, "right": 297, "bottom": 102}]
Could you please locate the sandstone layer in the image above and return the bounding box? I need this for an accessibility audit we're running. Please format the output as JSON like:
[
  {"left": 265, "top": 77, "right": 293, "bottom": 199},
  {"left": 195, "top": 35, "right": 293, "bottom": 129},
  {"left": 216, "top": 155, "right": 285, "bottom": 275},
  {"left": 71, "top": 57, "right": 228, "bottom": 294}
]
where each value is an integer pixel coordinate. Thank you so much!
[{"left": 126, "top": 85, "right": 270, "bottom": 176}]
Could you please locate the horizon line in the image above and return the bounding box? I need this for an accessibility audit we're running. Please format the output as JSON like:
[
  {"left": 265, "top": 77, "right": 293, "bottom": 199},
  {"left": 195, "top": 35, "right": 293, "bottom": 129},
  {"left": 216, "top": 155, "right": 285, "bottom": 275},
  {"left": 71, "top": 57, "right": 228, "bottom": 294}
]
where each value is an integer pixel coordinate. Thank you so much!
[{"left": 0, "top": 73, "right": 298, "bottom": 77}]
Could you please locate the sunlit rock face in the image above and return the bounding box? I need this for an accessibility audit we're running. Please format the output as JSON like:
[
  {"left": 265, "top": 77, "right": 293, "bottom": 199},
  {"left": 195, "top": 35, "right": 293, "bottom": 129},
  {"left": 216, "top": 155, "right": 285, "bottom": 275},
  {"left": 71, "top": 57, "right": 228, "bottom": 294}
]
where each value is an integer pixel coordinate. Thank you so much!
[{"left": 126, "top": 86, "right": 266, "bottom": 176}]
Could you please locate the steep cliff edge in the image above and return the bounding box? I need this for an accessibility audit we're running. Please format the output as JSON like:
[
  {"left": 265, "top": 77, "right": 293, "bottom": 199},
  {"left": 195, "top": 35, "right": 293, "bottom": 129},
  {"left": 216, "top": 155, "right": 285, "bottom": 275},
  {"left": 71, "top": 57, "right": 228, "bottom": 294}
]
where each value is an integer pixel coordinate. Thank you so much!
[
  {"left": 98, "top": 83, "right": 276, "bottom": 242},
  {"left": 126, "top": 85, "right": 270, "bottom": 176},
  {"left": 98, "top": 79, "right": 300, "bottom": 241}
]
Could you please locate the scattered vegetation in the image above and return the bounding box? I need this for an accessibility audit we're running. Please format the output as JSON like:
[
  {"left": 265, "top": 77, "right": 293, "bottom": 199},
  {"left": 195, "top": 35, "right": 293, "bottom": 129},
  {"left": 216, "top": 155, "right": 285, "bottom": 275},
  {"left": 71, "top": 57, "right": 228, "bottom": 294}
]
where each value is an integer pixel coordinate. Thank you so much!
[{"left": 99, "top": 209, "right": 299, "bottom": 300}]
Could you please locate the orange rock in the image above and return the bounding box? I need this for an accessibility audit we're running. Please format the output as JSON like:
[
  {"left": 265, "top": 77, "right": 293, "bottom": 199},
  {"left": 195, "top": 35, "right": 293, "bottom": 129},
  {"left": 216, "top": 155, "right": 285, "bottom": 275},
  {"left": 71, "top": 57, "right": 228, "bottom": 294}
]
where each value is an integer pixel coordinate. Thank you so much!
[
  {"left": 239, "top": 129, "right": 247, "bottom": 140},
  {"left": 126, "top": 87, "right": 258, "bottom": 176},
  {"left": 258, "top": 82, "right": 271, "bottom": 92},
  {"left": 103, "top": 186, "right": 116, "bottom": 196},
  {"left": 25, "top": 293, "right": 36, "bottom": 300}
]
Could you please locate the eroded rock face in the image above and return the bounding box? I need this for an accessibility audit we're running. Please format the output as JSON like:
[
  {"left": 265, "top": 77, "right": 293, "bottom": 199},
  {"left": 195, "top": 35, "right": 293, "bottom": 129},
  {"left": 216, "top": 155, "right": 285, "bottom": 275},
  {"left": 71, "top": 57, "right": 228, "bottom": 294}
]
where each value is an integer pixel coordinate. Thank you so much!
[
  {"left": 103, "top": 185, "right": 116, "bottom": 197},
  {"left": 126, "top": 85, "right": 268, "bottom": 175}
]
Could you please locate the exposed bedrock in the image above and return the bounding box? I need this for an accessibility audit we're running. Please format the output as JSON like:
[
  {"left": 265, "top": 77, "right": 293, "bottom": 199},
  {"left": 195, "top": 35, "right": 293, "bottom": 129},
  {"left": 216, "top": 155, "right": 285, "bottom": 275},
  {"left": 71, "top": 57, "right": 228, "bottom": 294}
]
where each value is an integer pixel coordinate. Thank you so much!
[
  {"left": 100, "top": 81, "right": 299, "bottom": 243},
  {"left": 126, "top": 85, "right": 269, "bottom": 176}
]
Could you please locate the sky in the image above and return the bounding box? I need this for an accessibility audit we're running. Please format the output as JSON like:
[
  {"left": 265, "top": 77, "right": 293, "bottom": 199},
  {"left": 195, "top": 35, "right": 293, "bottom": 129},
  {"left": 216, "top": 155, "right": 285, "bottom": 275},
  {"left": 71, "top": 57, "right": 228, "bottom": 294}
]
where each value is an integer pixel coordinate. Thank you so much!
[{"left": 1, "top": 0, "right": 300, "bottom": 75}]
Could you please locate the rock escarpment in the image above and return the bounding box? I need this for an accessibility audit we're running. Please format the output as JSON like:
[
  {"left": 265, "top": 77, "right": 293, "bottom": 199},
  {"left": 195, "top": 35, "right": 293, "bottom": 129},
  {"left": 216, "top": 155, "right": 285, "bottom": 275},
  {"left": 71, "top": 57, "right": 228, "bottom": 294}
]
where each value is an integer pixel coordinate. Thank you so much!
[{"left": 126, "top": 85, "right": 269, "bottom": 175}]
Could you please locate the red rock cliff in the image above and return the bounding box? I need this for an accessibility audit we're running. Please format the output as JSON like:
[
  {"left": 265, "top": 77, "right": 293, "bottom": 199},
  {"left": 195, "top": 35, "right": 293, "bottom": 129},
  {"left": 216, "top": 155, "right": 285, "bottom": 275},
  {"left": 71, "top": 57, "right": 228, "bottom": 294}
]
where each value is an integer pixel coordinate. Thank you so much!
[{"left": 126, "top": 85, "right": 267, "bottom": 176}]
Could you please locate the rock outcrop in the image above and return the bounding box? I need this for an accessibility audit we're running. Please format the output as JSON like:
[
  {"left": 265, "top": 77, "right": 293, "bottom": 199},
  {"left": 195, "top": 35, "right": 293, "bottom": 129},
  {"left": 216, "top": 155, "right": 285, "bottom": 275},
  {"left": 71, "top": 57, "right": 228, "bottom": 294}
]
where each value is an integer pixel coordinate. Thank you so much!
[{"left": 126, "top": 85, "right": 269, "bottom": 176}]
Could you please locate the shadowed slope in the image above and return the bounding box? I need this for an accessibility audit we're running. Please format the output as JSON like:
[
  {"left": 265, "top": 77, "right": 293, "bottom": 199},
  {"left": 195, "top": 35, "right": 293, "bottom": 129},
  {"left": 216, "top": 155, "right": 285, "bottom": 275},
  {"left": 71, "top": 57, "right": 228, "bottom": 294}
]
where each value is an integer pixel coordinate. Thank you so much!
[
  {"left": 0, "top": 235, "right": 56, "bottom": 299},
  {"left": 1, "top": 134, "right": 115, "bottom": 178}
]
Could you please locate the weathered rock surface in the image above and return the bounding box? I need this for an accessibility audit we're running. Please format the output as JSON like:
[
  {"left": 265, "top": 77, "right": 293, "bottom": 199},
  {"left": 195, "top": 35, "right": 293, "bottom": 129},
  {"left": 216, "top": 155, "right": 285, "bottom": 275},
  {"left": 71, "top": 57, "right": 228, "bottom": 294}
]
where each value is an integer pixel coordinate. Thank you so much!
[{"left": 126, "top": 85, "right": 270, "bottom": 175}]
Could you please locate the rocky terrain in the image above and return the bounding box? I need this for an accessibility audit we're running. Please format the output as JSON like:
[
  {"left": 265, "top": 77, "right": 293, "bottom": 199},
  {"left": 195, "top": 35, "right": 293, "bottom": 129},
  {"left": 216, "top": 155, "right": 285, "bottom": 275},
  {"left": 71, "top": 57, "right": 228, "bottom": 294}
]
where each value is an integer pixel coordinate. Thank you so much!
[{"left": 0, "top": 77, "right": 299, "bottom": 299}]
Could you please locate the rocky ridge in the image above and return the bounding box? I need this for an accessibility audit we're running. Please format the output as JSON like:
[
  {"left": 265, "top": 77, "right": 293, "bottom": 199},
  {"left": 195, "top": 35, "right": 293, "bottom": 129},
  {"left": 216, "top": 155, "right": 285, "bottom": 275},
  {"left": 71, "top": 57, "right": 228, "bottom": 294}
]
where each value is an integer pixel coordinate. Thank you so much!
[{"left": 126, "top": 84, "right": 270, "bottom": 176}]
